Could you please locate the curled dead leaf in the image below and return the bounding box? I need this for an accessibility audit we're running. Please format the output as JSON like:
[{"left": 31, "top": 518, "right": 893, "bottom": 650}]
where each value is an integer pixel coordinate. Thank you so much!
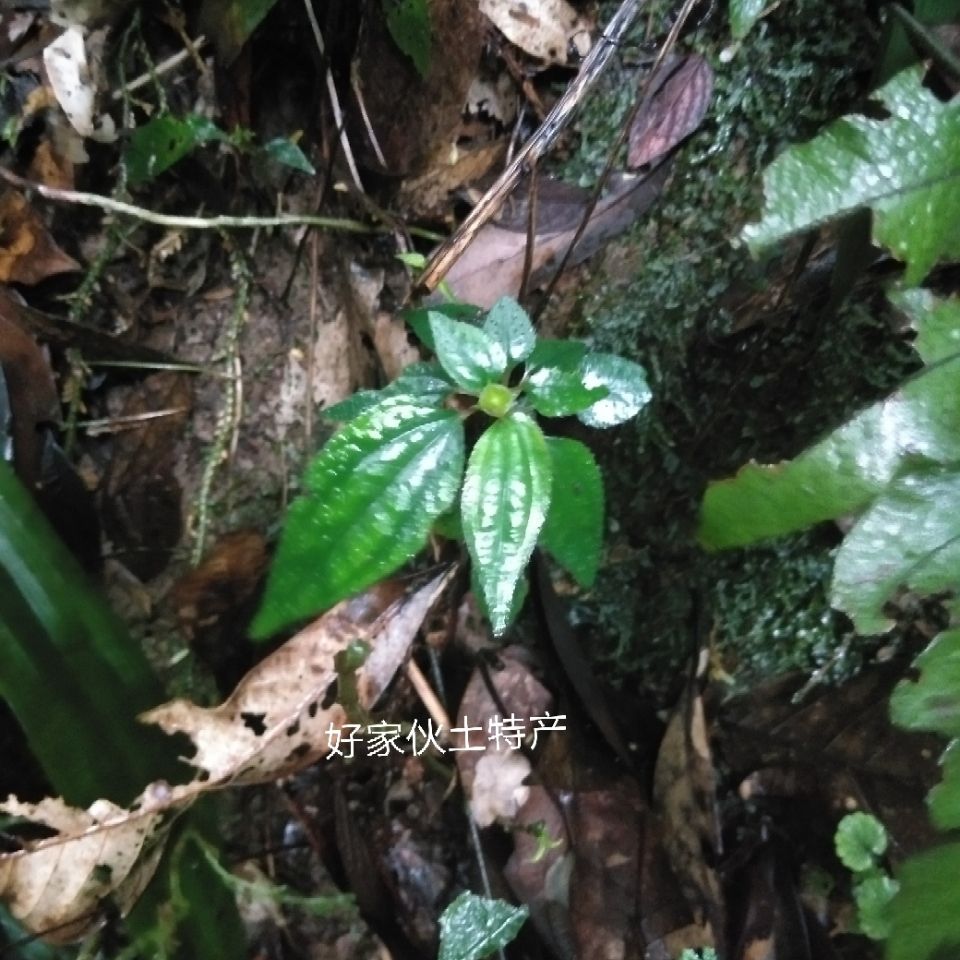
[
  {"left": 0, "top": 782, "right": 188, "bottom": 944},
  {"left": 479, "top": 0, "right": 592, "bottom": 65}
]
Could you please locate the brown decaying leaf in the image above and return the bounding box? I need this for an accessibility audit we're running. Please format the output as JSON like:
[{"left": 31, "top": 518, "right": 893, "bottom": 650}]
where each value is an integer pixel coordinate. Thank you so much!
[
  {"left": 442, "top": 166, "right": 670, "bottom": 308},
  {"left": 478, "top": 0, "right": 592, "bottom": 65},
  {"left": 0, "top": 572, "right": 450, "bottom": 942},
  {"left": 0, "top": 294, "right": 60, "bottom": 490},
  {"left": 628, "top": 54, "right": 714, "bottom": 169},
  {"left": 453, "top": 647, "right": 552, "bottom": 825},
  {"left": 652, "top": 659, "right": 724, "bottom": 944},
  {"left": 0, "top": 189, "right": 79, "bottom": 284}
]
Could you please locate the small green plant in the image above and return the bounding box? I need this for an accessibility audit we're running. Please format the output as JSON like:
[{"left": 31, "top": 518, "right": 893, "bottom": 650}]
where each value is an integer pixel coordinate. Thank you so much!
[
  {"left": 252, "top": 296, "right": 650, "bottom": 637},
  {"left": 835, "top": 812, "right": 899, "bottom": 940},
  {"left": 437, "top": 892, "right": 527, "bottom": 960}
]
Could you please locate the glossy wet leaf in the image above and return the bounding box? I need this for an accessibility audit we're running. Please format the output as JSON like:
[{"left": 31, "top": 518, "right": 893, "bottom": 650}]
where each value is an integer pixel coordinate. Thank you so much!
[
  {"left": 891, "top": 287, "right": 960, "bottom": 364},
  {"left": 835, "top": 812, "right": 888, "bottom": 872},
  {"left": 125, "top": 114, "right": 226, "bottom": 186},
  {"left": 428, "top": 313, "right": 507, "bottom": 393},
  {"left": 525, "top": 366, "right": 606, "bottom": 417},
  {"left": 890, "top": 628, "right": 960, "bottom": 740},
  {"left": 742, "top": 66, "right": 960, "bottom": 285},
  {"left": 322, "top": 362, "right": 453, "bottom": 422},
  {"left": 577, "top": 353, "right": 651, "bottom": 427},
  {"left": 461, "top": 413, "right": 552, "bottom": 635},
  {"left": 888, "top": 842, "right": 960, "bottom": 960},
  {"left": 438, "top": 892, "right": 528, "bottom": 960},
  {"left": 540, "top": 438, "right": 604, "bottom": 587},
  {"left": 482, "top": 296, "right": 535, "bottom": 364},
  {"left": 729, "top": 0, "right": 768, "bottom": 39},
  {"left": 405, "top": 302, "right": 483, "bottom": 352},
  {"left": 832, "top": 467, "right": 960, "bottom": 634},
  {"left": 526, "top": 338, "right": 588, "bottom": 371},
  {"left": 251, "top": 397, "right": 464, "bottom": 638},
  {"left": 261, "top": 137, "right": 315, "bottom": 175},
  {"left": 382, "top": 0, "right": 431, "bottom": 78},
  {"left": 699, "top": 354, "right": 960, "bottom": 548}
]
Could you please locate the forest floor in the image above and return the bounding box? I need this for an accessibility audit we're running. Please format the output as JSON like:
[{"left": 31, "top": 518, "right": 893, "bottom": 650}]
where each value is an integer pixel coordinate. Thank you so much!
[{"left": 0, "top": 0, "right": 950, "bottom": 958}]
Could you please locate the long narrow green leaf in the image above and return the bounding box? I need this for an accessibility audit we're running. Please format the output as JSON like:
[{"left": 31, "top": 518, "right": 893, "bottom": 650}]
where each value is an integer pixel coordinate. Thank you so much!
[
  {"left": 0, "top": 462, "right": 176, "bottom": 806},
  {"left": 461, "top": 413, "right": 552, "bottom": 634},
  {"left": 252, "top": 397, "right": 465, "bottom": 637}
]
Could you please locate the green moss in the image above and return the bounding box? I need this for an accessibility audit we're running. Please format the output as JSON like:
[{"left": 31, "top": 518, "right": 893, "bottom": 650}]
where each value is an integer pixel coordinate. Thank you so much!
[{"left": 551, "top": 0, "right": 918, "bottom": 693}]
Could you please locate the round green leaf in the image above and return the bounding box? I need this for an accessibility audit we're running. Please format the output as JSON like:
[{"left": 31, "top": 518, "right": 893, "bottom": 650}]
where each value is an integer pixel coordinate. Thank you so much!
[
  {"left": 482, "top": 296, "right": 536, "bottom": 363},
  {"left": 854, "top": 873, "right": 899, "bottom": 940},
  {"left": 540, "top": 437, "right": 604, "bottom": 587},
  {"left": 251, "top": 397, "right": 465, "bottom": 638},
  {"left": 461, "top": 413, "right": 552, "bottom": 635},
  {"left": 428, "top": 312, "right": 507, "bottom": 392},
  {"left": 577, "top": 353, "right": 651, "bottom": 427},
  {"left": 835, "top": 812, "right": 889, "bottom": 873}
]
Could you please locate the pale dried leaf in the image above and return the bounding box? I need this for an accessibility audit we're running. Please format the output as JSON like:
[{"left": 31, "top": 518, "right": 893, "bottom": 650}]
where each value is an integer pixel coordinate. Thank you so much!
[
  {"left": 470, "top": 751, "right": 531, "bottom": 827},
  {"left": 0, "top": 782, "right": 187, "bottom": 944},
  {"left": 479, "top": 0, "right": 591, "bottom": 65},
  {"left": 42, "top": 26, "right": 115, "bottom": 141},
  {"left": 142, "top": 572, "right": 451, "bottom": 786}
]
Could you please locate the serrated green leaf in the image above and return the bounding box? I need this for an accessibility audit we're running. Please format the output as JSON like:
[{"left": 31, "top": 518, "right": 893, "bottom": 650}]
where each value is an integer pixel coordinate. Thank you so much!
[
  {"left": 470, "top": 565, "right": 529, "bottom": 628},
  {"left": 323, "top": 390, "right": 384, "bottom": 422},
  {"left": 729, "top": 0, "right": 768, "bottom": 39},
  {"left": 577, "top": 353, "right": 651, "bottom": 428},
  {"left": 461, "top": 414, "right": 552, "bottom": 634},
  {"left": 540, "top": 438, "right": 604, "bottom": 587},
  {"left": 526, "top": 338, "right": 589, "bottom": 371},
  {"left": 262, "top": 137, "right": 315, "bottom": 175},
  {"left": 699, "top": 354, "right": 960, "bottom": 549},
  {"left": 525, "top": 367, "right": 607, "bottom": 417},
  {"left": 929, "top": 740, "right": 960, "bottom": 831},
  {"left": 438, "top": 892, "right": 528, "bottom": 960},
  {"left": 835, "top": 812, "right": 889, "bottom": 873},
  {"left": 854, "top": 873, "right": 899, "bottom": 940},
  {"left": 428, "top": 313, "right": 507, "bottom": 392},
  {"left": 891, "top": 627, "right": 960, "bottom": 739},
  {"left": 832, "top": 466, "right": 960, "bottom": 634},
  {"left": 888, "top": 843, "right": 960, "bottom": 960},
  {"left": 125, "top": 113, "right": 227, "bottom": 186},
  {"left": 323, "top": 364, "right": 454, "bottom": 422},
  {"left": 891, "top": 287, "right": 960, "bottom": 364},
  {"left": 382, "top": 0, "right": 431, "bottom": 78},
  {"left": 405, "top": 303, "right": 483, "bottom": 352},
  {"left": 742, "top": 67, "right": 960, "bottom": 285},
  {"left": 482, "top": 297, "right": 535, "bottom": 363},
  {"left": 251, "top": 397, "right": 464, "bottom": 637}
]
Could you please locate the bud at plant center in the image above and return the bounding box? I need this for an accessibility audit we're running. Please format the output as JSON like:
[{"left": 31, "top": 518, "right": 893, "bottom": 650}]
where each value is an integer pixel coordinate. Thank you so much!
[{"left": 478, "top": 383, "right": 514, "bottom": 418}]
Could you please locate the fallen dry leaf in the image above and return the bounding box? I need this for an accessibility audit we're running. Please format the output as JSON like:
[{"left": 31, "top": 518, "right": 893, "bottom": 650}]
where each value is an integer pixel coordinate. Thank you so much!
[
  {"left": 0, "top": 573, "right": 451, "bottom": 942},
  {"left": 0, "top": 783, "right": 187, "bottom": 944},
  {"left": 42, "top": 25, "right": 115, "bottom": 141},
  {"left": 479, "top": 0, "right": 591, "bottom": 65},
  {"left": 142, "top": 570, "right": 452, "bottom": 786},
  {"left": 442, "top": 167, "right": 670, "bottom": 308},
  {"left": 0, "top": 189, "right": 79, "bottom": 284},
  {"left": 653, "top": 658, "right": 725, "bottom": 942},
  {"left": 628, "top": 54, "right": 714, "bottom": 169}
]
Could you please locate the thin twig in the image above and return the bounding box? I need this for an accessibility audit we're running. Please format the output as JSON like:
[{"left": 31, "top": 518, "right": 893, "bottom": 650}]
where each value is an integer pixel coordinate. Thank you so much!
[
  {"left": 302, "top": 0, "right": 364, "bottom": 191},
  {"left": 111, "top": 35, "right": 208, "bottom": 100},
  {"left": 535, "top": 0, "right": 703, "bottom": 318},
  {"left": 0, "top": 166, "right": 438, "bottom": 237},
  {"left": 405, "top": 659, "right": 452, "bottom": 740},
  {"left": 416, "top": 0, "right": 648, "bottom": 295},
  {"left": 518, "top": 163, "right": 540, "bottom": 305}
]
